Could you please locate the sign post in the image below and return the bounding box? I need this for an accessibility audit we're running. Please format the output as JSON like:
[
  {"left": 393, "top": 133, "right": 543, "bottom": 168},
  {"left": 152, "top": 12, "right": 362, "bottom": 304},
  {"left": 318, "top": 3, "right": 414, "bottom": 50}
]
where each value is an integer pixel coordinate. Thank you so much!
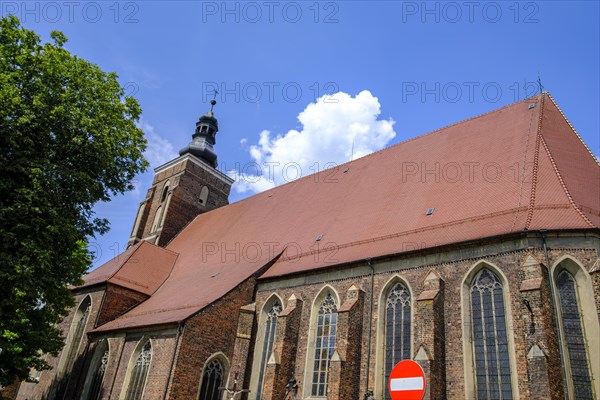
[{"left": 388, "top": 360, "right": 426, "bottom": 400}]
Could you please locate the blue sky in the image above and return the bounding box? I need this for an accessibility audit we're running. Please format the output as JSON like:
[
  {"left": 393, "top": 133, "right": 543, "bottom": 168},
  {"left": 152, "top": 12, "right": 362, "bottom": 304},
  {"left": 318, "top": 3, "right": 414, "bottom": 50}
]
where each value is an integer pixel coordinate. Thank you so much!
[{"left": 4, "top": 1, "right": 598, "bottom": 268}]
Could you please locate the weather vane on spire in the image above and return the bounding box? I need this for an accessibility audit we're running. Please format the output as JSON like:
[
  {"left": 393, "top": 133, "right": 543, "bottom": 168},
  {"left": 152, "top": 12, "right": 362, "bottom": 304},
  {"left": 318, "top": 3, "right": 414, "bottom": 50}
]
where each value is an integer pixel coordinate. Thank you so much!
[
  {"left": 537, "top": 73, "right": 545, "bottom": 94},
  {"left": 210, "top": 89, "right": 218, "bottom": 112}
]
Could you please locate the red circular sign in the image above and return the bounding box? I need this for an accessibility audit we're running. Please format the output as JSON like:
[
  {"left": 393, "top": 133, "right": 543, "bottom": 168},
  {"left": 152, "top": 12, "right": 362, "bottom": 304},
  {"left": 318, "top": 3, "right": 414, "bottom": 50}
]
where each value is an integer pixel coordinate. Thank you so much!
[{"left": 388, "top": 360, "right": 426, "bottom": 400}]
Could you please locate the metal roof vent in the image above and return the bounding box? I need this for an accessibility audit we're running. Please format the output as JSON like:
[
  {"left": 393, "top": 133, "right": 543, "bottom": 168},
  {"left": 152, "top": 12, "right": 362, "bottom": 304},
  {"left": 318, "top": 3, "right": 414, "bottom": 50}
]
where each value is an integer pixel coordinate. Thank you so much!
[
  {"left": 426, "top": 208, "right": 435, "bottom": 216},
  {"left": 343, "top": 167, "right": 350, "bottom": 173},
  {"left": 528, "top": 103, "right": 536, "bottom": 110},
  {"left": 315, "top": 234, "right": 323, "bottom": 241}
]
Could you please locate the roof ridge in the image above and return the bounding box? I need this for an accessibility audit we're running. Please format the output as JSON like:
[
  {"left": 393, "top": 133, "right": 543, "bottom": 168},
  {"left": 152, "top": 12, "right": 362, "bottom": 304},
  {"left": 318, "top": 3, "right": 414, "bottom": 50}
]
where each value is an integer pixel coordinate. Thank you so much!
[
  {"left": 546, "top": 93, "right": 600, "bottom": 165},
  {"left": 511, "top": 96, "right": 540, "bottom": 232},
  {"left": 539, "top": 134, "right": 595, "bottom": 228},
  {"left": 534, "top": 92, "right": 595, "bottom": 228},
  {"left": 360, "top": 95, "right": 540, "bottom": 162},
  {"left": 524, "top": 94, "right": 545, "bottom": 230},
  {"left": 141, "top": 237, "right": 180, "bottom": 256}
]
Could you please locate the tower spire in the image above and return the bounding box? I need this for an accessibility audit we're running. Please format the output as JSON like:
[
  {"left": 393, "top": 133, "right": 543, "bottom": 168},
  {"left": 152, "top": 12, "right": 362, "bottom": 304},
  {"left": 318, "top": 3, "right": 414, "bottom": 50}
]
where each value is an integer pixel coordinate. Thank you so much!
[
  {"left": 179, "top": 98, "right": 220, "bottom": 168},
  {"left": 210, "top": 89, "right": 218, "bottom": 113}
]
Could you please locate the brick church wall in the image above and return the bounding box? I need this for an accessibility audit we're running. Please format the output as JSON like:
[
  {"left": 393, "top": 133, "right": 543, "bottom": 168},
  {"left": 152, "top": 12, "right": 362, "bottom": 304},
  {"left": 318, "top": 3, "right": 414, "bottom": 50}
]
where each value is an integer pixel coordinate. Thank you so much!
[
  {"left": 166, "top": 277, "right": 256, "bottom": 400},
  {"left": 250, "top": 241, "right": 599, "bottom": 400},
  {"left": 96, "top": 284, "right": 149, "bottom": 327}
]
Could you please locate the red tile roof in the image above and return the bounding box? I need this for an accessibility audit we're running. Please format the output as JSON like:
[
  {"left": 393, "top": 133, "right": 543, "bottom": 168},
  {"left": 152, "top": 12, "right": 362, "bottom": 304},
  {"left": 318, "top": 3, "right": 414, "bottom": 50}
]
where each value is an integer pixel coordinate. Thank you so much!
[
  {"left": 93, "top": 93, "right": 599, "bottom": 332},
  {"left": 80, "top": 240, "right": 178, "bottom": 296}
]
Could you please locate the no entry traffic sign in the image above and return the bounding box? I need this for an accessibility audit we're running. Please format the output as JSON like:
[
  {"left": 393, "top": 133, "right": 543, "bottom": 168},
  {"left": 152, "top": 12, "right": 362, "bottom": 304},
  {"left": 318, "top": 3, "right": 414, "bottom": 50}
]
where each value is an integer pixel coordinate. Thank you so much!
[{"left": 388, "top": 360, "right": 426, "bottom": 400}]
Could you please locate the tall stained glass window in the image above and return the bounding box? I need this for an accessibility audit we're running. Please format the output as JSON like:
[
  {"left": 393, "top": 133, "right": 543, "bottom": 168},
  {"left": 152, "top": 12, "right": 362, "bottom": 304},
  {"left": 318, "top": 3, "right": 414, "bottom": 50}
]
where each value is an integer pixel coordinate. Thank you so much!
[
  {"left": 199, "top": 359, "right": 224, "bottom": 400},
  {"left": 556, "top": 270, "right": 594, "bottom": 400},
  {"left": 311, "top": 293, "right": 338, "bottom": 397},
  {"left": 86, "top": 342, "right": 109, "bottom": 400},
  {"left": 470, "top": 269, "right": 513, "bottom": 399},
  {"left": 125, "top": 341, "right": 152, "bottom": 400},
  {"left": 384, "top": 282, "right": 411, "bottom": 400},
  {"left": 63, "top": 297, "right": 91, "bottom": 374},
  {"left": 256, "top": 300, "right": 282, "bottom": 400}
]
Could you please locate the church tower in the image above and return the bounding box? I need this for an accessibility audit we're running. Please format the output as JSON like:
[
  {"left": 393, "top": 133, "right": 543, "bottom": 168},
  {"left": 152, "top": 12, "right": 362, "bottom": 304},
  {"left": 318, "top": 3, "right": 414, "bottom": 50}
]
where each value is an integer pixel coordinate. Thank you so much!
[{"left": 128, "top": 99, "right": 233, "bottom": 247}]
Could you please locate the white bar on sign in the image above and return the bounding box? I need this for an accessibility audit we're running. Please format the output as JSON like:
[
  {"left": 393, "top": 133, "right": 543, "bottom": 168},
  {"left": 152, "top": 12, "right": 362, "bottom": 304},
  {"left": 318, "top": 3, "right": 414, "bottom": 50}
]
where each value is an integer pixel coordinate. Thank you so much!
[{"left": 390, "top": 377, "right": 424, "bottom": 391}]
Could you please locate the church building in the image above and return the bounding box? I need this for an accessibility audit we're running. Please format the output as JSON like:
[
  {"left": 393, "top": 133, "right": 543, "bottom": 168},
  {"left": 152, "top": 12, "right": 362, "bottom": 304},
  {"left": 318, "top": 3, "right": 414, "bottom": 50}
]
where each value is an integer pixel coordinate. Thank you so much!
[{"left": 9, "top": 93, "right": 600, "bottom": 400}]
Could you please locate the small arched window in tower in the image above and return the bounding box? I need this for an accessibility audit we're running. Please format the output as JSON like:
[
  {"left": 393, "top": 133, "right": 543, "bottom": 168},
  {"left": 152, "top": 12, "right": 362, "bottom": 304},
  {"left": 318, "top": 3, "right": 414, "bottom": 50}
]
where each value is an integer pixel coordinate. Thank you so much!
[
  {"left": 556, "top": 270, "right": 594, "bottom": 399},
  {"left": 256, "top": 299, "right": 283, "bottom": 400},
  {"left": 199, "top": 186, "right": 209, "bottom": 207},
  {"left": 124, "top": 341, "right": 152, "bottom": 400},
  {"left": 199, "top": 359, "right": 224, "bottom": 400},
  {"left": 384, "top": 282, "right": 411, "bottom": 400},
  {"left": 311, "top": 293, "right": 338, "bottom": 397},
  {"left": 161, "top": 182, "right": 170, "bottom": 203},
  {"left": 85, "top": 341, "right": 109, "bottom": 400},
  {"left": 470, "top": 268, "right": 513, "bottom": 399}
]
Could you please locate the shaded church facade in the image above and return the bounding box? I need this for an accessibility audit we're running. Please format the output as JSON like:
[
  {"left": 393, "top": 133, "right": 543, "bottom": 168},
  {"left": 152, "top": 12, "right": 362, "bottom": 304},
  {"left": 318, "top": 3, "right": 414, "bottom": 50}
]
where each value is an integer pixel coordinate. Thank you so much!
[{"left": 9, "top": 93, "right": 600, "bottom": 400}]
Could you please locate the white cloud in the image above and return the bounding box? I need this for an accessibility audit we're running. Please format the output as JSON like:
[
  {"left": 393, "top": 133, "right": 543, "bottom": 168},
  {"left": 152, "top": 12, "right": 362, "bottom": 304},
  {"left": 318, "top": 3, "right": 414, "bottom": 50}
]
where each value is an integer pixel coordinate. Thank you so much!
[
  {"left": 139, "top": 119, "right": 177, "bottom": 168},
  {"left": 226, "top": 169, "right": 276, "bottom": 193},
  {"left": 232, "top": 90, "right": 396, "bottom": 194}
]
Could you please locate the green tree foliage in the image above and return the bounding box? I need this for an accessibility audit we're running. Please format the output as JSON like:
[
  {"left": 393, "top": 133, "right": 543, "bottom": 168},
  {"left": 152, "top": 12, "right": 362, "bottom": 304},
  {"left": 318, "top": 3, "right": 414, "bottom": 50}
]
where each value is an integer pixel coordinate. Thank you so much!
[{"left": 0, "top": 16, "right": 148, "bottom": 387}]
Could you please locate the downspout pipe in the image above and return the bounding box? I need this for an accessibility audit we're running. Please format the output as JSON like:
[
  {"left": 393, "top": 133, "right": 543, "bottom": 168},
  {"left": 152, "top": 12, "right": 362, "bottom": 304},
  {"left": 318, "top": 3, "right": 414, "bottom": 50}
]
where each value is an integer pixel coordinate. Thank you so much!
[
  {"left": 538, "top": 230, "right": 569, "bottom": 399},
  {"left": 364, "top": 259, "right": 375, "bottom": 398}
]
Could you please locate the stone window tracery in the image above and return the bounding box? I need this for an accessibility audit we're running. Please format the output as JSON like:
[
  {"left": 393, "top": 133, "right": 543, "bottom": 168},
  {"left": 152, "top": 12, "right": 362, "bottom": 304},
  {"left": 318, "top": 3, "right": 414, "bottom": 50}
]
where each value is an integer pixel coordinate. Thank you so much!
[
  {"left": 256, "top": 300, "right": 282, "bottom": 400},
  {"left": 556, "top": 270, "right": 594, "bottom": 399},
  {"left": 470, "top": 269, "right": 513, "bottom": 400},
  {"left": 311, "top": 293, "right": 337, "bottom": 397},
  {"left": 62, "top": 297, "right": 91, "bottom": 375},
  {"left": 384, "top": 282, "right": 411, "bottom": 400},
  {"left": 86, "top": 342, "right": 109, "bottom": 400},
  {"left": 124, "top": 341, "right": 152, "bottom": 400},
  {"left": 199, "top": 359, "right": 224, "bottom": 400}
]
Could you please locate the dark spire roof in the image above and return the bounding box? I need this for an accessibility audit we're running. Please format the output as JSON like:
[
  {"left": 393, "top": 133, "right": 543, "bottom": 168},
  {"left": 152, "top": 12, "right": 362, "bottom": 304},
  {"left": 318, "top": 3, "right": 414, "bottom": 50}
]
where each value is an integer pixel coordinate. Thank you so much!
[{"left": 179, "top": 99, "right": 219, "bottom": 167}]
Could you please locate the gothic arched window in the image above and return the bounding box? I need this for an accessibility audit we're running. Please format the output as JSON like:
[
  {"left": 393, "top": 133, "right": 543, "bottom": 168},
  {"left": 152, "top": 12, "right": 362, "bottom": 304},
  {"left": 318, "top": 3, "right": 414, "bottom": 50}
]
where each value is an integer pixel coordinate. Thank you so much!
[
  {"left": 470, "top": 269, "right": 513, "bottom": 399},
  {"left": 311, "top": 293, "right": 338, "bottom": 397},
  {"left": 61, "top": 296, "right": 91, "bottom": 375},
  {"left": 255, "top": 300, "right": 282, "bottom": 400},
  {"left": 85, "top": 341, "right": 109, "bottom": 400},
  {"left": 124, "top": 341, "right": 152, "bottom": 400},
  {"left": 556, "top": 270, "right": 594, "bottom": 399},
  {"left": 384, "top": 282, "right": 411, "bottom": 400},
  {"left": 161, "top": 181, "right": 170, "bottom": 202},
  {"left": 199, "top": 359, "right": 224, "bottom": 400}
]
